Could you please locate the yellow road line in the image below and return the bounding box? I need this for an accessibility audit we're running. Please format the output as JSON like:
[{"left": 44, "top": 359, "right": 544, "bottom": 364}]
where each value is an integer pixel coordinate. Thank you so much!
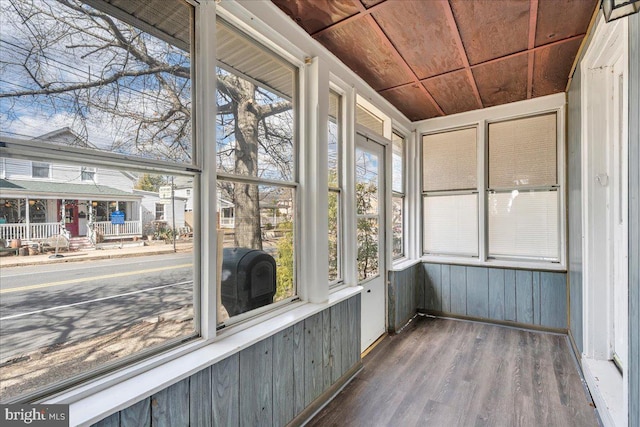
[{"left": 0, "top": 263, "right": 193, "bottom": 294}]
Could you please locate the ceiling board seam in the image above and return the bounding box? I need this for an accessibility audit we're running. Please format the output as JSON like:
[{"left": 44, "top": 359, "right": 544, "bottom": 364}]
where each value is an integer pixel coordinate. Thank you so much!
[
  {"left": 360, "top": 12, "right": 445, "bottom": 116},
  {"left": 376, "top": 33, "right": 585, "bottom": 94},
  {"left": 309, "top": 0, "right": 387, "bottom": 38},
  {"left": 442, "top": 0, "right": 483, "bottom": 109},
  {"left": 527, "top": 0, "right": 539, "bottom": 99}
]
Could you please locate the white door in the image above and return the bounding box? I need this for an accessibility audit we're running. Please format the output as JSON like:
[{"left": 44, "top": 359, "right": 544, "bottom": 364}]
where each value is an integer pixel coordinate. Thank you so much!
[
  {"left": 610, "top": 54, "right": 628, "bottom": 372},
  {"left": 355, "top": 133, "right": 386, "bottom": 352}
]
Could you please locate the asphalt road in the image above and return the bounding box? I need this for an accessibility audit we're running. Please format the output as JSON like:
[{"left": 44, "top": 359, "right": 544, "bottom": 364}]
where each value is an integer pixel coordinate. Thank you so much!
[{"left": 0, "top": 253, "right": 194, "bottom": 362}]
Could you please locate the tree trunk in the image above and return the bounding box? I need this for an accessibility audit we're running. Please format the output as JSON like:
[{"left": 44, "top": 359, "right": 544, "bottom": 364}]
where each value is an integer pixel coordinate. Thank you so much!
[{"left": 232, "top": 79, "right": 262, "bottom": 250}]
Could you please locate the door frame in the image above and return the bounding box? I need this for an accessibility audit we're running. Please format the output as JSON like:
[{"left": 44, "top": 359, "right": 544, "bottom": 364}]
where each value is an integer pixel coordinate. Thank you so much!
[
  {"left": 355, "top": 129, "right": 390, "bottom": 352},
  {"left": 581, "top": 14, "right": 629, "bottom": 427}
]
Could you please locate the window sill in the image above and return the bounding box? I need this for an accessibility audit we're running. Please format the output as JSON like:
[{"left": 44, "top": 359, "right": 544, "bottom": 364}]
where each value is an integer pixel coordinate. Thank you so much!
[
  {"left": 391, "top": 258, "right": 421, "bottom": 271},
  {"left": 420, "top": 255, "right": 567, "bottom": 272},
  {"left": 47, "top": 286, "right": 363, "bottom": 426}
]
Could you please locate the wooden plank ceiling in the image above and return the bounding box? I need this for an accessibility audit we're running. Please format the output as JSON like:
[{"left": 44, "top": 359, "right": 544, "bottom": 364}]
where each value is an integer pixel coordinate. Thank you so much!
[{"left": 271, "top": 0, "right": 598, "bottom": 121}]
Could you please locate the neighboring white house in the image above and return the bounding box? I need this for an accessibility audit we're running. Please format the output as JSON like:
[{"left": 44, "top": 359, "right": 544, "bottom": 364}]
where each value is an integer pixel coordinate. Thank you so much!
[
  {"left": 135, "top": 189, "right": 187, "bottom": 235},
  {"left": 0, "top": 129, "right": 175, "bottom": 244}
]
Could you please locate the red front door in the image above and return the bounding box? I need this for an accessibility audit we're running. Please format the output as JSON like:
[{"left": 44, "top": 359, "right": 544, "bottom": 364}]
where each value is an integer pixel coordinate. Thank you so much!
[{"left": 58, "top": 200, "right": 79, "bottom": 237}]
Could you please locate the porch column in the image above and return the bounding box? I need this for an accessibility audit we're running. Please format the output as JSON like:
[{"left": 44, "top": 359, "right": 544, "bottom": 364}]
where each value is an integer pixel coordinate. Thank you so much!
[
  {"left": 138, "top": 201, "right": 143, "bottom": 235},
  {"left": 60, "top": 200, "right": 65, "bottom": 235},
  {"left": 25, "top": 198, "right": 30, "bottom": 241}
]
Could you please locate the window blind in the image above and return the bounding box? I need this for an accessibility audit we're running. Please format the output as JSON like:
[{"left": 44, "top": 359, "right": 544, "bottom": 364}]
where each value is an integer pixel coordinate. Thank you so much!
[
  {"left": 488, "top": 189, "right": 559, "bottom": 259},
  {"left": 489, "top": 113, "right": 556, "bottom": 188},
  {"left": 422, "top": 127, "right": 477, "bottom": 192},
  {"left": 423, "top": 194, "right": 478, "bottom": 256},
  {"left": 356, "top": 105, "right": 384, "bottom": 136}
]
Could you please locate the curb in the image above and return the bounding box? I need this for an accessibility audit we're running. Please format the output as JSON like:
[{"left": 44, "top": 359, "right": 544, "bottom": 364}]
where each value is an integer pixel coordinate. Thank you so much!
[{"left": 0, "top": 247, "right": 191, "bottom": 268}]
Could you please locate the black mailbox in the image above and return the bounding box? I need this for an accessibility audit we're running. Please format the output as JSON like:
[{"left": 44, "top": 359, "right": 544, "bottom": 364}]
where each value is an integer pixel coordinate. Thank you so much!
[{"left": 221, "top": 247, "right": 277, "bottom": 317}]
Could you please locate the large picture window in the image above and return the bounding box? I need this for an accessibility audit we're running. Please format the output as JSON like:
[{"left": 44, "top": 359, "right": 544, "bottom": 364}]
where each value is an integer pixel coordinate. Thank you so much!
[
  {"left": 215, "top": 20, "right": 297, "bottom": 324},
  {"left": 0, "top": 0, "right": 196, "bottom": 402}
]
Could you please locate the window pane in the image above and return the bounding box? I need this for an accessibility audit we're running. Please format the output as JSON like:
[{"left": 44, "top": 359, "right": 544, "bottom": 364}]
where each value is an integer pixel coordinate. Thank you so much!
[
  {"left": 32, "top": 162, "right": 50, "bottom": 178},
  {"left": 423, "top": 194, "right": 478, "bottom": 256},
  {"left": 489, "top": 113, "right": 556, "bottom": 188},
  {"left": 216, "top": 22, "right": 295, "bottom": 183},
  {"left": 0, "top": 0, "right": 194, "bottom": 164},
  {"left": 356, "top": 105, "right": 384, "bottom": 135},
  {"left": 355, "top": 149, "right": 379, "bottom": 216},
  {"left": 217, "top": 181, "right": 295, "bottom": 322},
  {"left": 357, "top": 217, "right": 379, "bottom": 281},
  {"left": 488, "top": 189, "right": 559, "bottom": 259},
  {"left": 328, "top": 92, "right": 340, "bottom": 188},
  {"left": 0, "top": 165, "right": 196, "bottom": 402},
  {"left": 328, "top": 190, "right": 340, "bottom": 282},
  {"left": 422, "top": 128, "right": 477, "bottom": 191},
  {"left": 392, "top": 196, "right": 404, "bottom": 258},
  {"left": 392, "top": 132, "right": 404, "bottom": 193}
]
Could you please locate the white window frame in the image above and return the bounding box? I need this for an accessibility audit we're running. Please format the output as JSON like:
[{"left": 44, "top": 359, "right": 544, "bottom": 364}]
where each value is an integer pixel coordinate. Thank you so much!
[
  {"left": 328, "top": 89, "right": 344, "bottom": 287},
  {"left": 391, "top": 130, "right": 407, "bottom": 260},
  {"left": 31, "top": 161, "right": 51, "bottom": 179},
  {"left": 417, "top": 93, "right": 567, "bottom": 271},
  {"left": 81, "top": 166, "right": 96, "bottom": 182}
]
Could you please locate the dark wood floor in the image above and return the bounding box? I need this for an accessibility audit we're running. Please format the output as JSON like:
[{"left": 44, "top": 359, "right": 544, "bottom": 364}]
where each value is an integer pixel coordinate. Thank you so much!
[{"left": 308, "top": 316, "right": 600, "bottom": 427}]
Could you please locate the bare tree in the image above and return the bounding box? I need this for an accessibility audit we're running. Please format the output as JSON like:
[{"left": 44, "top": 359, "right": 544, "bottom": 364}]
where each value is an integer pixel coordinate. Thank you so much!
[{"left": 0, "top": 0, "right": 294, "bottom": 248}]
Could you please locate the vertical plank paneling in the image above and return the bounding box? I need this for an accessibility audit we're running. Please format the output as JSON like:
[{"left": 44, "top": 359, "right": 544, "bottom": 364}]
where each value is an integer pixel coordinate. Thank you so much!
[
  {"left": 212, "top": 354, "right": 239, "bottom": 426},
  {"left": 488, "top": 268, "right": 505, "bottom": 320},
  {"left": 540, "top": 272, "right": 568, "bottom": 329},
  {"left": 239, "top": 338, "right": 273, "bottom": 427},
  {"left": 189, "top": 367, "right": 212, "bottom": 427},
  {"left": 466, "top": 267, "right": 489, "bottom": 319},
  {"left": 416, "top": 263, "right": 425, "bottom": 309},
  {"left": 533, "top": 272, "right": 541, "bottom": 325},
  {"left": 339, "top": 300, "right": 351, "bottom": 379},
  {"left": 516, "top": 270, "right": 533, "bottom": 324},
  {"left": 322, "top": 310, "right": 332, "bottom": 390},
  {"left": 273, "top": 327, "right": 295, "bottom": 426},
  {"left": 347, "top": 296, "right": 360, "bottom": 367},
  {"left": 92, "top": 412, "right": 119, "bottom": 427},
  {"left": 450, "top": 265, "right": 467, "bottom": 315},
  {"left": 304, "top": 312, "right": 324, "bottom": 406},
  {"left": 120, "top": 398, "right": 150, "bottom": 427},
  {"left": 388, "top": 271, "right": 398, "bottom": 331},
  {"left": 151, "top": 378, "right": 189, "bottom": 427},
  {"left": 504, "top": 269, "right": 517, "bottom": 321},
  {"left": 441, "top": 264, "right": 451, "bottom": 313},
  {"left": 293, "top": 321, "right": 305, "bottom": 416},
  {"left": 424, "top": 263, "right": 442, "bottom": 311},
  {"left": 629, "top": 11, "right": 640, "bottom": 427},
  {"left": 330, "top": 303, "right": 343, "bottom": 382}
]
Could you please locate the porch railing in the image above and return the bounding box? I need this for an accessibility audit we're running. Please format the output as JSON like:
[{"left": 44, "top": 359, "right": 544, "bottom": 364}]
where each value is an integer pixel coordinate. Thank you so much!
[
  {"left": 0, "top": 222, "right": 61, "bottom": 241},
  {"left": 219, "top": 217, "right": 235, "bottom": 228},
  {"left": 93, "top": 221, "right": 141, "bottom": 237}
]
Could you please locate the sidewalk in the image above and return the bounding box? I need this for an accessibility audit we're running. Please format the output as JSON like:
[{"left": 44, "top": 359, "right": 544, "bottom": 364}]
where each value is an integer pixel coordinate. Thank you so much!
[{"left": 0, "top": 241, "right": 194, "bottom": 268}]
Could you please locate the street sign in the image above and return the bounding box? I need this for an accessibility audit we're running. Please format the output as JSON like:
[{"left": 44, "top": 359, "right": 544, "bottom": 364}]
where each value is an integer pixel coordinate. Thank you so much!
[
  {"left": 159, "top": 185, "right": 172, "bottom": 199},
  {"left": 111, "top": 210, "right": 125, "bottom": 225}
]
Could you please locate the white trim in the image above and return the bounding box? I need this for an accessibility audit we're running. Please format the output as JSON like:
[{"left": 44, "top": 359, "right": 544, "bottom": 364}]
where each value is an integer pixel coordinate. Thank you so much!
[
  {"left": 53, "top": 287, "right": 362, "bottom": 427},
  {"left": 582, "top": 358, "right": 625, "bottom": 427},
  {"left": 580, "top": 14, "right": 629, "bottom": 427}
]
